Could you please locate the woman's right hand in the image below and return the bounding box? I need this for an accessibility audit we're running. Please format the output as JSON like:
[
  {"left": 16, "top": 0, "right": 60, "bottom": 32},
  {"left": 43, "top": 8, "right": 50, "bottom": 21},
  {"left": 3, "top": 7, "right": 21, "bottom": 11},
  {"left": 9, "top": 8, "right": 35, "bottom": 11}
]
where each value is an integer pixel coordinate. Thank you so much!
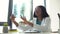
[
  {"left": 10, "top": 15, "right": 19, "bottom": 27},
  {"left": 10, "top": 14, "right": 15, "bottom": 21}
]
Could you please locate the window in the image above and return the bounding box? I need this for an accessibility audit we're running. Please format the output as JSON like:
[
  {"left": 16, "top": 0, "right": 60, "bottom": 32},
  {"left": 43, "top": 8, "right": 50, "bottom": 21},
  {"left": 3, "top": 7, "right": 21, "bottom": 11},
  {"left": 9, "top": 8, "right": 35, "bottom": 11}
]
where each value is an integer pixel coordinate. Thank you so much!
[
  {"left": 0, "top": 0, "right": 9, "bottom": 22},
  {"left": 0, "top": 0, "right": 9, "bottom": 25}
]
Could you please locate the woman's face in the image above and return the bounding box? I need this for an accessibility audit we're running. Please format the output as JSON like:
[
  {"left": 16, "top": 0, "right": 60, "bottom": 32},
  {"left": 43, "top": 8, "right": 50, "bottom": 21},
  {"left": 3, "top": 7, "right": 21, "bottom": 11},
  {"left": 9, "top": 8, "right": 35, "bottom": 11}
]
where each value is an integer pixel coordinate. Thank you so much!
[{"left": 35, "top": 7, "right": 42, "bottom": 17}]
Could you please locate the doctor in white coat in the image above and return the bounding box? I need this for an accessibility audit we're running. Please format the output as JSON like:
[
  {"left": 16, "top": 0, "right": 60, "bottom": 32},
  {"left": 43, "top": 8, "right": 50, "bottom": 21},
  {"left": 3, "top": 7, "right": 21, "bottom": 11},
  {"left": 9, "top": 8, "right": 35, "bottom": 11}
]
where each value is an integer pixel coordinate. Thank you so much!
[{"left": 10, "top": 6, "right": 51, "bottom": 32}]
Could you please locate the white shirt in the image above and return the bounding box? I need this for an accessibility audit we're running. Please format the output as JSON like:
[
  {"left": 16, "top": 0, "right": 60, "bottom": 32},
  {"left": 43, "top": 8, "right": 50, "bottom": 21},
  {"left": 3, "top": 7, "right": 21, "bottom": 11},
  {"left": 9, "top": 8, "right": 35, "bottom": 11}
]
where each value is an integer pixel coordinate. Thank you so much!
[{"left": 17, "top": 17, "right": 51, "bottom": 32}]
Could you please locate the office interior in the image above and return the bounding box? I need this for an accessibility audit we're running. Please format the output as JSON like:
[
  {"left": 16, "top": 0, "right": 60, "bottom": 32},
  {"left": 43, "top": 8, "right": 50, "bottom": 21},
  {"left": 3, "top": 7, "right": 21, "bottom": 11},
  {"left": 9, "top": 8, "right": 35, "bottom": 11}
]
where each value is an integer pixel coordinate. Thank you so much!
[{"left": 0, "top": 0, "right": 60, "bottom": 34}]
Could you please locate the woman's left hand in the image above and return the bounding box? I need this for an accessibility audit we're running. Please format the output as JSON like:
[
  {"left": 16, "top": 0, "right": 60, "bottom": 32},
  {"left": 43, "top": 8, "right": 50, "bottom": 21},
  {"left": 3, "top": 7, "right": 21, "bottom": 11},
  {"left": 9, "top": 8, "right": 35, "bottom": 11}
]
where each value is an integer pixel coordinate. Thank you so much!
[
  {"left": 21, "top": 17, "right": 28, "bottom": 24},
  {"left": 21, "top": 17, "right": 27, "bottom": 21},
  {"left": 21, "top": 17, "right": 33, "bottom": 27}
]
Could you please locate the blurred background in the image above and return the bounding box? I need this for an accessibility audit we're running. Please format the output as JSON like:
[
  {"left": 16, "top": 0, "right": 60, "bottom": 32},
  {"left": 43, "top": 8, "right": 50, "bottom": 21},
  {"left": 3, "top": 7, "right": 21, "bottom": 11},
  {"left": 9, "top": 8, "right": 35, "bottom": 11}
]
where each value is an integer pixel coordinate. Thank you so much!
[{"left": 0, "top": 0, "right": 60, "bottom": 32}]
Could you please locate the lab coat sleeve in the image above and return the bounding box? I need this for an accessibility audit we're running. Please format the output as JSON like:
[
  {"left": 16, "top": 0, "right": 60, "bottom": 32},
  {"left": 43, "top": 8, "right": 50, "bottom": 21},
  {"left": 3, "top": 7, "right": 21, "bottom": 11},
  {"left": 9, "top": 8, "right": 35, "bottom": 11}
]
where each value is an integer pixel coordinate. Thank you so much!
[
  {"left": 44, "top": 17, "right": 51, "bottom": 31},
  {"left": 17, "top": 19, "right": 34, "bottom": 31},
  {"left": 17, "top": 23, "right": 32, "bottom": 31}
]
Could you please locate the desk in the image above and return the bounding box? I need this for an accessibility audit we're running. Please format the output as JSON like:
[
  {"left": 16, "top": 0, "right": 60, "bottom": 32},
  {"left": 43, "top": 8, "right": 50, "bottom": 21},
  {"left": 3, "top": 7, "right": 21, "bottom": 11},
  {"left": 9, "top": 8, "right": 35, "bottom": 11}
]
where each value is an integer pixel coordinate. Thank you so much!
[
  {"left": 0, "top": 26, "right": 59, "bottom": 34},
  {"left": 1, "top": 32, "right": 59, "bottom": 34}
]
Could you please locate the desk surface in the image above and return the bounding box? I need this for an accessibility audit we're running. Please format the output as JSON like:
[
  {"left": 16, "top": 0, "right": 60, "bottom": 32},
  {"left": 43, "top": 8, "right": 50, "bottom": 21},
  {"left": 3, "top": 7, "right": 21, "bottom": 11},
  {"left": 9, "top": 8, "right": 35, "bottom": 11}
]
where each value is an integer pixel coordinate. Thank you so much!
[
  {"left": 1, "top": 32, "right": 59, "bottom": 34},
  {"left": 0, "top": 26, "right": 59, "bottom": 34}
]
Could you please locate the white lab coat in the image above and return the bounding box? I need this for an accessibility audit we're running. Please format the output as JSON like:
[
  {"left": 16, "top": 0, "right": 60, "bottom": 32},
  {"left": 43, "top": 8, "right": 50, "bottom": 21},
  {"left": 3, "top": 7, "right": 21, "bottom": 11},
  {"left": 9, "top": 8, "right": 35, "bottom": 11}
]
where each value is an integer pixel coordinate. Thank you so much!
[{"left": 17, "top": 17, "right": 51, "bottom": 32}]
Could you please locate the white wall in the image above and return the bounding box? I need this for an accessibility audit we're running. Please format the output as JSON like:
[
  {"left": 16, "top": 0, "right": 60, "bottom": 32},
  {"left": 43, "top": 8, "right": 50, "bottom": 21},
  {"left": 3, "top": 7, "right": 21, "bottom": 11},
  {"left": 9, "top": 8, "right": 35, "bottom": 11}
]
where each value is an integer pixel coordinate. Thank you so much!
[
  {"left": 33, "top": 0, "right": 44, "bottom": 13},
  {"left": 46, "top": 0, "right": 60, "bottom": 31}
]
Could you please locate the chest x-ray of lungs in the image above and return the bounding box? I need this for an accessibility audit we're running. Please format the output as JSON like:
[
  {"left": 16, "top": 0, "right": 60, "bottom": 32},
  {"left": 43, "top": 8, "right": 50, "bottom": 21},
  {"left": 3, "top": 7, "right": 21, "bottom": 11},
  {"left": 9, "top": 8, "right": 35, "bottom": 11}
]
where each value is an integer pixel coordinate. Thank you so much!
[
  {"left": 12, "top": 0, "right": 32, "bottom": 21},
  {"left": 11, "top": 0, "right": 32, "bottom": 29}
]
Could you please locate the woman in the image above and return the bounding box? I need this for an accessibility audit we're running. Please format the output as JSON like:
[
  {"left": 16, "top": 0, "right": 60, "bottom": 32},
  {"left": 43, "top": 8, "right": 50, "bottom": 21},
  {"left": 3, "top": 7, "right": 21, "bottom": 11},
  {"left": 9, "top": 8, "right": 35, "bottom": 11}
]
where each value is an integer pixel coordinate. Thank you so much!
[{"left": 10, "top": 6, "right": 51, "bottom": 32}]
